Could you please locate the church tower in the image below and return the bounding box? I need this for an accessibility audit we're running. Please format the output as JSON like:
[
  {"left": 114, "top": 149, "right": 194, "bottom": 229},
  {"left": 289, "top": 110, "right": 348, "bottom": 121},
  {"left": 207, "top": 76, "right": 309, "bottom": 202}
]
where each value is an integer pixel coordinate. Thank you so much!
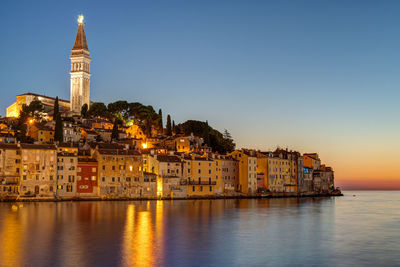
[{"left": 70, "top": 14, "right": 91, "bottom": 114}]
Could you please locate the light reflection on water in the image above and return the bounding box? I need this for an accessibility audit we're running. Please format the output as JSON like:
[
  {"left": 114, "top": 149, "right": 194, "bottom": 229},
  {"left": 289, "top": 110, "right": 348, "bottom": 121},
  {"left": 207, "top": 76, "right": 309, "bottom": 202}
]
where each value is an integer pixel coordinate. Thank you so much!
[{"left": 0, "top": 191, "right": 400, "bottom": 266}]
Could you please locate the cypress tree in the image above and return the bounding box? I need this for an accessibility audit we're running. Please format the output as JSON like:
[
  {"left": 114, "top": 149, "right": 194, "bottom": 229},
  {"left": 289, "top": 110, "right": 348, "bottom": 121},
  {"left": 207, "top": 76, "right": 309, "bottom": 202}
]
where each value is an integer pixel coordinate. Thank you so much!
[
  {"left": 81, "top": 103, "right": 88, "bottom": 118},
  {"left": 166, "top": 114, "right": 172, "bottom": 136},
  {"left": 111, "top": 119, "right": 119, "bottom": 141},
  {"left": 172, "top": 120, "right": 176, "bottom": 134},
  {"left": 54, "top": 113, "right": 63, "bottom": 143},
  {"left": 158, "top": 109, "right": 163, "bottom": 131},
  {"left": 203, "top": 120, "right": 210, "bottom": 145},
  {"left": 53, "top": 97, "right": 59, "bottom": 121}
]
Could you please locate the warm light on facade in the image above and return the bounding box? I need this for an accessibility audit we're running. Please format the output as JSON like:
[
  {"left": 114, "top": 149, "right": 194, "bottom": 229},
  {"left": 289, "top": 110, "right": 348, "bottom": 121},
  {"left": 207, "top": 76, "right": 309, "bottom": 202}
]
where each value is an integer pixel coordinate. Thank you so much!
[{"left": 142, "top": 143, "right": 148, "bottom": 149}]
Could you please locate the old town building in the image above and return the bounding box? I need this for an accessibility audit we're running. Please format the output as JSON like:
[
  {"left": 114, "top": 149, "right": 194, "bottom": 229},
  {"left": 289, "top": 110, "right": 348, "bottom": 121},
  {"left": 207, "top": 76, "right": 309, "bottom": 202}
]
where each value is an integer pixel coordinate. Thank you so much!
[
  {"left": 0, "top": 144, "right": 20, "bottom": 199},
  {"left": 184, "top": 155, "right": 217, "bottom": 197},
  {"left": 20, "top": 144, "right": 57, "bottom": 198},
  {"left": 230, "top": 149, "right": 257, "bottom": 195},
  {"left": 56, "top": 144, "right": 78, "bottom": 198}
]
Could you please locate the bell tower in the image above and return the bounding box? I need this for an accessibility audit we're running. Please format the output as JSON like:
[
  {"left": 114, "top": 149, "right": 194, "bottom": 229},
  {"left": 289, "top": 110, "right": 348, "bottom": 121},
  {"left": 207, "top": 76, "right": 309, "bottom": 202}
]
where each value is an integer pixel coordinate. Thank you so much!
[{"left": 70, "top": 14, "right": 91, "bottom": 114}]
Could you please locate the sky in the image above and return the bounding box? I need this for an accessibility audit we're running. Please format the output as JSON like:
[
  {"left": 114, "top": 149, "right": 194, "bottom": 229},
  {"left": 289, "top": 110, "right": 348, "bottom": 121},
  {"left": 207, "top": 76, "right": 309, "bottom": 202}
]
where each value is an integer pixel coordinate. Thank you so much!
[{"left": 1, "top": 0, "right": 400, "bottom": 189}]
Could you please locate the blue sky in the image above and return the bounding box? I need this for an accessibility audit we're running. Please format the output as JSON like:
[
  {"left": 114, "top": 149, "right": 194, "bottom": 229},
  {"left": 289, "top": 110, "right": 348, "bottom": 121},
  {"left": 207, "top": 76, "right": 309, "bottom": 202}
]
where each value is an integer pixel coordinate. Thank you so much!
[{"left": 1, "top": 0, "right": 400, "bottom": 187}]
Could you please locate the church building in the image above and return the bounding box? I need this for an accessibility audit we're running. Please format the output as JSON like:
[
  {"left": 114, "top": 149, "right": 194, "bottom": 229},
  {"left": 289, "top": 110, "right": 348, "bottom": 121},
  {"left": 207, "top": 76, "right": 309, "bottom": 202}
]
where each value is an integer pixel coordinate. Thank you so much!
[{"left": 6, "top": 15, "right": 91, "bottom": 117}]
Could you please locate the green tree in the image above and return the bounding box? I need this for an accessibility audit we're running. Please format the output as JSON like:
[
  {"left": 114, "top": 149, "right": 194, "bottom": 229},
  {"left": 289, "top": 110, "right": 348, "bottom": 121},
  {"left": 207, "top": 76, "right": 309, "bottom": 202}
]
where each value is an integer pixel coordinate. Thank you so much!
[
  {"left": 158, "top": 109, "right": 163, "bottom": 132},
  {"left": 53, "top": 97, "right": 59, "bottom": 121},
  {"left": 166, "top": 115, "right": 172, "bottom": 136},
  {"left": 107, "top": 100, "right": 129, "bottom": 121},
  {"left": 177, "top": 120, "right": 235, "bottom": 153},
  {"left": 111, "top": 118, "right": 120, "bottom": 142},
  {"left": 81, "top": 103, "right": 88, "bottom": 118},
  {"left": 23, "top": 100, "right": 44, "bottom": 122},
  {"left": 54, "top": 113, "right": 63, "bottom": 143},
  {"left": 88, "top": 102, "right": 109, "bottom": 118},
  {"left": 203, "top": 120, "right": 210, "bottom": 145}
]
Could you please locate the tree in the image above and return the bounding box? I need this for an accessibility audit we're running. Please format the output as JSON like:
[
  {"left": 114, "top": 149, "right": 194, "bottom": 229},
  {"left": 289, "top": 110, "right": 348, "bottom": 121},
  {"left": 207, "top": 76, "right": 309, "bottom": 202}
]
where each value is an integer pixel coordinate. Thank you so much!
[
  {"left": 177, "top": 120, "right": 235, "bottom": 153},
  {"left": 54, "top": 113, "right": 63, "bottom": 143},
  {"left": 166, "top": 115, "right": 172, "bottom": 136},
  {"left": 23, "top": 100, "right": 44, "bottom": 122},
  {"left": 81, "top": 103, "right": 88, "bottom": 118},
  {"left": 107, "top": 100, "right": 129, "bottom": 121},
  {"left": 53, "top": 97, "right": 59, "bottom": 121},
  {"left": 203, "top": 120, "right": 210, "bottom": 145},
  {"left": 88, "top": 102, "right": 109, "bottom": 118},
  {"left": 222, "top": 129, "right": 236, "bottom": 153},
  {"left": 172, "top": 120, "right": 176, "bottom": 134},
  {"left": 111, "top": 118, "right": 120, "bottom": 142},
  {"left": 158, "top": 109, "right": 163, "bottom": 131}
]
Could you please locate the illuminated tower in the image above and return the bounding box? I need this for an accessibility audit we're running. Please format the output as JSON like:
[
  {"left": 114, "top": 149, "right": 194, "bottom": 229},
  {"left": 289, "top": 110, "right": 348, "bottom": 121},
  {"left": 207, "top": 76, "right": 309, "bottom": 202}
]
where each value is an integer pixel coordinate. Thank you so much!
[{"left": 70, "top": 14, "right": 91, "bottom": 114}]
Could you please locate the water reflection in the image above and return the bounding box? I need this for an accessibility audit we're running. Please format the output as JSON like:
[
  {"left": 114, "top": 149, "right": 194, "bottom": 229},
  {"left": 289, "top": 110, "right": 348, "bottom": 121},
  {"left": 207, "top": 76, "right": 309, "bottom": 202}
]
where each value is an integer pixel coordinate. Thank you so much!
[
  {"left": 0, "top": 207, "right": 24, "bottom": 267},
  {"left": 0, "top": 193, "right": 399, "bottom": 266}
]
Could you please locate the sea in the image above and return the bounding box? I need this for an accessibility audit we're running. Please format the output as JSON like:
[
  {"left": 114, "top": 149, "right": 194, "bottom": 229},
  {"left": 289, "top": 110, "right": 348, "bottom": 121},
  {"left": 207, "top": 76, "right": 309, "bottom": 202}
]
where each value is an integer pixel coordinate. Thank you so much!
[{"left": 0, "top": 191, "right": 399, "bottom": 267}]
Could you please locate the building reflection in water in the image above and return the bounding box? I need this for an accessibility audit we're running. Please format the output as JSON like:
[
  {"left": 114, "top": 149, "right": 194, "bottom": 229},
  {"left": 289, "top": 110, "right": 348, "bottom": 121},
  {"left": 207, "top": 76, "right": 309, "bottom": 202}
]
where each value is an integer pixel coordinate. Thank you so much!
[
  {"left": 122, "top": 201, "right": 164, "bottom": 267},
  {"left": 0, "top": 207, "right": 24, "bottom": 267}
]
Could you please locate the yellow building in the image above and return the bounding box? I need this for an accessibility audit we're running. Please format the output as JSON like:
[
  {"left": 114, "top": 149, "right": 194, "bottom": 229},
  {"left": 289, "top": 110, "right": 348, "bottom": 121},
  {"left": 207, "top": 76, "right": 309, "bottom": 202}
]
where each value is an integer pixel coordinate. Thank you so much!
[
  {"left": 6, "top": 93, "right": 70, "bottom": 118},
  {"left": 19, "top": 144, "right": 57, "bottom": 198},
  {"left": 265, "top": 149, "right": 301, "bottom": 193},
  {"left": 94, "top": 147, "right": 143, "bottom": 198},
  {"left": 303, "top": 153, "right": 321, "bottom": 170},
  {"left": 174, "top": 137, "right": 191, "bottom": 153},
  {"left": 126, "top": 124, "right": 146, "bottom": 140},
  {"left": 0, "top": 144, "right": 21, "bottom": 199},
  {"left": 256, "top": 152, "right": 269, "bottom": 191},
  {"left": 229, "top": 149, "right": 257, "bottom": 195},
  {"left": 142, "top": 153, "right": 186, "bottom": 198},
  {"left": 28, "top": 124, "right": 55, "bottom": 144},
  {"left": 184, "top": 155, "right": 217, "bottom": 197}
]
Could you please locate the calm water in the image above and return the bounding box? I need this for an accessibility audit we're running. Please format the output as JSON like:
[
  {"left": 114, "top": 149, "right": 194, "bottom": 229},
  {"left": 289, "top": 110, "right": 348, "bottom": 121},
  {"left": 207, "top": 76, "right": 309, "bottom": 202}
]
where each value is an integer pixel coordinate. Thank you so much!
[{"left": 0, "top": 191, "right": 399, "bottom": 267}]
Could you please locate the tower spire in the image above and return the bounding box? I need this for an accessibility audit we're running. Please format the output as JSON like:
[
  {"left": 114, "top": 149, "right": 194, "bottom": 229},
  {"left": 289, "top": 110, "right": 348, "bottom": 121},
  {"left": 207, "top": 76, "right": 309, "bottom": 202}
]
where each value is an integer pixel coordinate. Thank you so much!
[
  {"left": 72, "top": 15, "right": 89, "bottom": 51},
  {"left": 70, "top": 14, "right": 91, "bottom": 114}
]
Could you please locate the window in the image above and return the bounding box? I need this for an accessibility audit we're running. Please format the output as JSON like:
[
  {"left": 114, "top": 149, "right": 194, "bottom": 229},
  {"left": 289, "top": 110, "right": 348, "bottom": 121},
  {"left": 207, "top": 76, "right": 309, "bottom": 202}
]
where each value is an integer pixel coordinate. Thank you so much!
[
  {"left": 188, "top": 169, "right": 191, "bottom": 174},
  {"left": 192, "top": 186, "right": 195, "bottom": 192},
  {"left": 198, "top": 169, "right": 201, "bottom": 174},
  {"left": 23, "top": 175, "right": 27, "bottom": 180},
  {"left": 91, "top": 176, "right": 96, "bottom": 181},
  {"left": 112, "top": 177, "right": 115, "bottom": 182},
  {"left": 112, "top": 166, "right": 115, "bottom": 171},
  {"left": 102, "top": 177, "right": 105, "bottom": 182},
  {"left": 208, "top": 169, "right": 211, "bottom": 174},
  {"left": 210, "top": 186, "right": 212, "bottom": 192},
  {"left": 102, "top": 165, "right": 106, "bottom": 170},
  {"left": 200, "top": 186, "right": 203, "bottom": 192}
]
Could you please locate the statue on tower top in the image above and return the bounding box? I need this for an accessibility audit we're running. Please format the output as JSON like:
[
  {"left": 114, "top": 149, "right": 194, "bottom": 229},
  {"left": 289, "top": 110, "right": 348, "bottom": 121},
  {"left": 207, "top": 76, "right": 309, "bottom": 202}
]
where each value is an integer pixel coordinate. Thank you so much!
[{"left": 77, "top": 14, "right": 84, "bottom": 24}]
